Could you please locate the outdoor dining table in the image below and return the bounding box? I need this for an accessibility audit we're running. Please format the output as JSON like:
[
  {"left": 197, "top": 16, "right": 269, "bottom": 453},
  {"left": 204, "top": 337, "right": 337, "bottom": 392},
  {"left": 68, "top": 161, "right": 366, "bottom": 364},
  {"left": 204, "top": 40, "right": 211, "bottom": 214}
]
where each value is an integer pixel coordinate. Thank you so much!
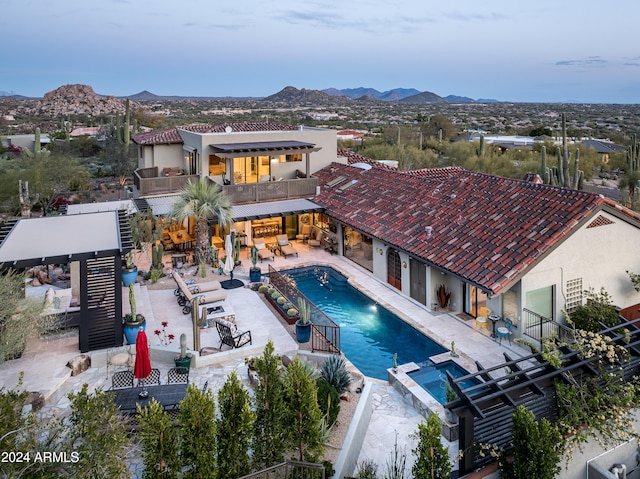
[
  {"left": 111, "top": 383, "right": 188, "bottom": 414},
  {"left": 168, "top": 230, "right": 194, "bottom": 251}
]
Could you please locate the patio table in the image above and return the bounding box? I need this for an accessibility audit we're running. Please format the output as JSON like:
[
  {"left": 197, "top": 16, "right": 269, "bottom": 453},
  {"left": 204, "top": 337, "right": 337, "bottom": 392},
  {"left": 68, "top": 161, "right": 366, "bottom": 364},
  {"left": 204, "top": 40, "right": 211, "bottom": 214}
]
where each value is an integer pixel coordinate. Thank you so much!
[
  {"left": 110, "top": 383, "right": 188, "bottom": 413},
  {"left": 169, "top": 230, "right": 194, "bottom": 251},
  {"left": 488, "top": 314, "right": 501, "bottom": 338}
]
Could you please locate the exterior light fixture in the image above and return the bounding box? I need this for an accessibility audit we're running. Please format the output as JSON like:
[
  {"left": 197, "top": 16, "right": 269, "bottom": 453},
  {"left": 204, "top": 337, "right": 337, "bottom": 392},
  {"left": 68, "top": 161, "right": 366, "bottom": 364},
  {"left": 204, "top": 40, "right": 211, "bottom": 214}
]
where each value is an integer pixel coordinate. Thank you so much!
[{"left": 402, "top": 262, "right": 407, "bottom": 268}]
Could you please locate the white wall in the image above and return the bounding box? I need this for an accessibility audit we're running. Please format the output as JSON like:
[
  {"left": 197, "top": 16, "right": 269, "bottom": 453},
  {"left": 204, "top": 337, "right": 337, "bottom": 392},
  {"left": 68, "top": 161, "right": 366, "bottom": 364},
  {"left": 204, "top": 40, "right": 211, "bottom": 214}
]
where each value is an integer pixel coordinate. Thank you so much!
[
  {"left": 179, "top": 126, "right": 340, "bottom": 178},
  {"left": 139, "top": 144, "right": 185, "bottom": 171},
  {"left": 522, "top": 209, "right": 640, "bottom": 319}
]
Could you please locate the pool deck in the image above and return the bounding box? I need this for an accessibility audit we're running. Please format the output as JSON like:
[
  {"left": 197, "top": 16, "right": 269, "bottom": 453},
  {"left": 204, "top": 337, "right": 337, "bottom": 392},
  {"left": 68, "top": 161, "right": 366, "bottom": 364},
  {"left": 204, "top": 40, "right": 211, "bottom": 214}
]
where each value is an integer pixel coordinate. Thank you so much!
[{"left": 0, "top": 241, "right": 531, "bottom": 477}]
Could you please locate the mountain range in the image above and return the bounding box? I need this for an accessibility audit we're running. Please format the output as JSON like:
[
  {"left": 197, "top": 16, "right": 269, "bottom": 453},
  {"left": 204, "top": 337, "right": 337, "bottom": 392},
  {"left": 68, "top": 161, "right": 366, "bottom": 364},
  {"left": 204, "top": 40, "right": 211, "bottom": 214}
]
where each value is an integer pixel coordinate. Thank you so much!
[{"left": 0, "top": 85, "right": 498, "bottom": 103}]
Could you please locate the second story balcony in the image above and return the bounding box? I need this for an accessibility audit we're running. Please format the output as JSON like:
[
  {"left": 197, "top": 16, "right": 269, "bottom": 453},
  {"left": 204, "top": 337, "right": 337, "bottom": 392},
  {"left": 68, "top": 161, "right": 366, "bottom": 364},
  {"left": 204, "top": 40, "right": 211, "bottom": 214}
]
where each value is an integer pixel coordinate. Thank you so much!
[{"left": 134, "top": 167, "right": 318, "bottom": 204}]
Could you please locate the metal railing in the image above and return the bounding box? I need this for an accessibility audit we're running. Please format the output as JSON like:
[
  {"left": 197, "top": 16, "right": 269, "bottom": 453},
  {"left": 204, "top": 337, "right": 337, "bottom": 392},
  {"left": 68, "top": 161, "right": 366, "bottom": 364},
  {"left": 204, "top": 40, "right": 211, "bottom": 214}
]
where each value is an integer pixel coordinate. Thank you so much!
[
  {"left": 134, "top": 168, "right": 199, "bottom": 196},
  {"left": 221, "top": 177, "right": 318, "bottom": 203},
  {"left": 522, "top": 308, "right": 575, "bottom": 343},
  {"left": 238, "top": 461, "right": 325, "bottom": 479},
  {"left": 268, "top": 266, "right": 340, "bottom": 354}
]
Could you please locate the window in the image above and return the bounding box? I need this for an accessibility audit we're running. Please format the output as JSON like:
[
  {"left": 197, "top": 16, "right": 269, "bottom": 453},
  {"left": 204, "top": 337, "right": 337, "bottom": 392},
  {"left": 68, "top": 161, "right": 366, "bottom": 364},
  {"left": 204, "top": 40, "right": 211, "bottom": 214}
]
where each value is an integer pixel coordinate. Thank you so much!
[
  {"left": 286, "top": 153, "right": 302, "bottom": 162},
  {"left": 208, "top": 155, "right": 226, "bottom": 176}
]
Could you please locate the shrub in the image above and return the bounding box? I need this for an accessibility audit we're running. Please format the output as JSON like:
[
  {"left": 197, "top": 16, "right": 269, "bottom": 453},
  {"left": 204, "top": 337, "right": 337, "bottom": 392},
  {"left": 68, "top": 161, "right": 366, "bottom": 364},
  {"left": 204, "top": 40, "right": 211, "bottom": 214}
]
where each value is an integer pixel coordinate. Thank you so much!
[
  {"left": 149, "top": 267, "right": 164, "bottom": 284},
  {"left": 282, "top": 302, "right": 292, "bottom": 310},
  {"left": 258, "top": 285, "right": 269, "bottom": 294},
  {"left": 277, "top": 296, "right": 286, "bottom": 305},
  {"left": 287, "top": 308, "right": 299, "bottom": 317},
  {"left": 320, "top": 355, "right": 352, "bottom": 395},
  {"left": 570, "top": 287, "right": 619, "bottom": 332},
  {"left": 411, "top": 414, "right": 451, "bottom": 479},
  {"left": 316, "top": 378, "right": 340, "bottom": 427},
  {"left": 499, "top": 405, "right": 562, "bottom": 479},
  {"left": 271, "top": 291, "right": 281, "bottom": 300},
  {"left": 267, "top": 287, "right": 275, "bottom": 295}
]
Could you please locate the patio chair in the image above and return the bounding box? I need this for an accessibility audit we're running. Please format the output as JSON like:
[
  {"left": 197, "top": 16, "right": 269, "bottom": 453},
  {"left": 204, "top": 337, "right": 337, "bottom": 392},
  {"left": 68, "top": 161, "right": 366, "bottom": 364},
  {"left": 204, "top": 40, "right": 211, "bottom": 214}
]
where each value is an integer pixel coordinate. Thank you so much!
[
  {"left": 276, "top": 234, "right": 298, "bottom": 258},
  {"left": 111, "top": 370, "right": 134, "bottom": 390},
  {"left": 141, "top": 368, "right": 161, "bottom": 386},
  {"left": 296, "top": 224, "right": 312, "bottom": 243},
  {"left": 253, "top": 237, "right": 275, "bottom": 262},
  {"left": 308, "top": 229, "right": 323, "bottom": 247},
  {"left": 496, "top": 318, "right": 513, "bottom": 346},
  {"left": 167, "top": 367, "right": 189, "bottom": 384},
  {"left": 215, "top": 319, "right": 252, "bottom": 349},
  {"left": 475, "top": 307, "right": 491, "bottom": 333}
]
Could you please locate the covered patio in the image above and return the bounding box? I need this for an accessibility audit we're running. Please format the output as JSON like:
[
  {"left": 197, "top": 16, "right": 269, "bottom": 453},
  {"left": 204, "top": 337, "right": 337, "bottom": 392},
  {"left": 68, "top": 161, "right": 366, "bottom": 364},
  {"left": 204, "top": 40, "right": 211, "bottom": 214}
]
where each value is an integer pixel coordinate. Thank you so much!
[{"left": 0, "top": 211, "right": 133, "bottom": 352}]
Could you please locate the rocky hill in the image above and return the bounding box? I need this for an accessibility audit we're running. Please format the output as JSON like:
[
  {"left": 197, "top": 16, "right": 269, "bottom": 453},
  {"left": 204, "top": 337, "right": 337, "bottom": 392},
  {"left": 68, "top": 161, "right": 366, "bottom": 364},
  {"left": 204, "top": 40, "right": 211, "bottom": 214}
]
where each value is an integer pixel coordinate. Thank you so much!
[
  {"left": 265, "top": 86, "right": 348, "bottom": 104},
  {"left": 33, "top": 84, "right": 138, "bottom": 117},
  {"left": 399, "top": 90, "right": 447, "bottom": 104}
]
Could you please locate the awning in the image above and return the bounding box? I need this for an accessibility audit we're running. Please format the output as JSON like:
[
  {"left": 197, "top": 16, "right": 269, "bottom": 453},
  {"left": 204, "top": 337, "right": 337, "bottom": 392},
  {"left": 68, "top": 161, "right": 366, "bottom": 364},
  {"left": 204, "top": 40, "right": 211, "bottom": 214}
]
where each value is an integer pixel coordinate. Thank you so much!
[
  {"left": 232, "top": 198, "right": 324, "bottom": 221},
  {"left": 210, "top": 140, "right": 319, "bottom": 158},
  {"left": 145, "top": 195, "right": 324, "bottom": 222}
]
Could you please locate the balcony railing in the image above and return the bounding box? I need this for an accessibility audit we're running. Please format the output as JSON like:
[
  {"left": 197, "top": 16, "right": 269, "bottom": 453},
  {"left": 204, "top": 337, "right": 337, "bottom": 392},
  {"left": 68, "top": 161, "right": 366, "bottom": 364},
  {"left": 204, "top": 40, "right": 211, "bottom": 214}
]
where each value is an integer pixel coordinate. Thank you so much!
[
  {"left": 134, "top": 168, "right": 199, "bottom": 196},
  {"left": 134, "top": 168, "right": 318, "bottom": 202},
  {"left": 221, "top": 177, "right": 318, "bottom": 204}
]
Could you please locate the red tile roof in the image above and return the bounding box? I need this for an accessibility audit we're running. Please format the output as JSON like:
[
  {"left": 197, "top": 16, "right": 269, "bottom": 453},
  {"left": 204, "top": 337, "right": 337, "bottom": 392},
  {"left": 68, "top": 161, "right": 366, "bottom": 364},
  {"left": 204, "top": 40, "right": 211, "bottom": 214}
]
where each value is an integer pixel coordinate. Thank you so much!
[
  {"left": 314, "top": 162, "right": 608, "bottom": 296},
  {"left": 132, "top": 122, "right": 298, "bottom": 145}
]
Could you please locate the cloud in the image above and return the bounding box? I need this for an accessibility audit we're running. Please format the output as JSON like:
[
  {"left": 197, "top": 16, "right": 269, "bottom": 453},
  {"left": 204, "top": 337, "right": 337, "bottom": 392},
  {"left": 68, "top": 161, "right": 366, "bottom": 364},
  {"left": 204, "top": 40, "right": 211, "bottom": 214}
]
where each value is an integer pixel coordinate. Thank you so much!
[
  {"left": 555, "top": 56, "right": 607, "bottom": 67},
  {"left": 624, "top": 56, "right": 640, "bottom": 67},
  {"left": 442, "top": 11, "right": 509, "bottom": 22}
]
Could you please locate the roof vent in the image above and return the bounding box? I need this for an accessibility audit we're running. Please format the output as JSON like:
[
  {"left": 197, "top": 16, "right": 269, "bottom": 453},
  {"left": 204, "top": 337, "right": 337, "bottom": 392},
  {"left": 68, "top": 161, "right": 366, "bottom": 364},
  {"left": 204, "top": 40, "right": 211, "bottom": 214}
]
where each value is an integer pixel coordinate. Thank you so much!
[{"left": 425, "top": 226, "right": 433, "bottom": 239}]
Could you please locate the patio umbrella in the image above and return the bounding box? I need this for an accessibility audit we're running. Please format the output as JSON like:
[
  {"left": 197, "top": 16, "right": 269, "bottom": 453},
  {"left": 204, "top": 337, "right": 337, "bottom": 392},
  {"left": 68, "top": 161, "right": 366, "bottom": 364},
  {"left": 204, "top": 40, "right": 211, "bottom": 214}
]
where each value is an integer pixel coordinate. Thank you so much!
[
  {"left": 221, "top": 232, "right": 244, "bottom": 289},
  {"left": 134, "top": 330, "right": 151, "bottom": 397}
]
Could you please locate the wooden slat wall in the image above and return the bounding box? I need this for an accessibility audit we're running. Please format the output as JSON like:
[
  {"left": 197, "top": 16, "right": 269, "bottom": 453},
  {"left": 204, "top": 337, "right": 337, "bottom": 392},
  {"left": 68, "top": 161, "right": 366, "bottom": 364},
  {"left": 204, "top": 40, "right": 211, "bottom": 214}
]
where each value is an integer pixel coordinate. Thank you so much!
[{"left": 80, "top": 257, "right": 121, "bottom": 352}]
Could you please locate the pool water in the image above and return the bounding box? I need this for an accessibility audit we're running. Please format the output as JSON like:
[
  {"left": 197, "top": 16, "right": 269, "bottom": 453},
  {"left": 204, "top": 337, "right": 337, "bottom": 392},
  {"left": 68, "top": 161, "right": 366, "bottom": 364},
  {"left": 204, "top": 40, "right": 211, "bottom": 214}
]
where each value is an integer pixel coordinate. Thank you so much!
[
  {"left": 279, "top": 266, "right": 447, "bottom": 379},
  {"left": 408, "top": 360, "right": 481, "bottom": 404}
]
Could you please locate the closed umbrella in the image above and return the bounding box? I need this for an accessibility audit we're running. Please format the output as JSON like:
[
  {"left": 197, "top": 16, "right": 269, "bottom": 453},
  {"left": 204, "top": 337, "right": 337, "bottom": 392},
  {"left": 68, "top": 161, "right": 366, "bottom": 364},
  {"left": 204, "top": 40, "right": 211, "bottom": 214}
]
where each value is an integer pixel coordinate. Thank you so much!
[
  {"left": 221, "top": 232, "right": 244, "bottom": 289},
  {"left": 223, "top": 234, "right": 234, "bottom": 276},
  {"left": 134, "top": 330, "right": 152, "bottom": 397}
]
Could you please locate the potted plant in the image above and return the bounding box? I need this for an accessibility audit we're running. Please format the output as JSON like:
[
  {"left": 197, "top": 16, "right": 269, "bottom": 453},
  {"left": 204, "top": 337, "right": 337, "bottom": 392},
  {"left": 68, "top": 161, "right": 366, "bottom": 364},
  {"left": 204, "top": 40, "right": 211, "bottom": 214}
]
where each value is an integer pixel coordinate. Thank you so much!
[
  {"left": 123, "top": 283, "right": 146, "bottom": 344},
  {"left": 295, "top": 297, "right": 312, "bottom": 343},
  {"left": 122, "top": 251, "right": 138, "bottom": 287},
  {"left": 437, "top": 284, "right": 451, "bottom": 309},
  {"left": 174, "top": 332, "right": 192, "bottom": 368},
  {"left": 249, "top": 245, "right": 261, "bottom": 282}
]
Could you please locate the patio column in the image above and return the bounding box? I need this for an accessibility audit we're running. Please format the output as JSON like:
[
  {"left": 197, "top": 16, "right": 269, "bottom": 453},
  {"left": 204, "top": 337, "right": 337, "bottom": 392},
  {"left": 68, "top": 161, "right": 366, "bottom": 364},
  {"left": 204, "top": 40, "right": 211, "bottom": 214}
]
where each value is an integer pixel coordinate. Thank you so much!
[{"left": 305, "top": 152, "right": 310, "bottom": 177}]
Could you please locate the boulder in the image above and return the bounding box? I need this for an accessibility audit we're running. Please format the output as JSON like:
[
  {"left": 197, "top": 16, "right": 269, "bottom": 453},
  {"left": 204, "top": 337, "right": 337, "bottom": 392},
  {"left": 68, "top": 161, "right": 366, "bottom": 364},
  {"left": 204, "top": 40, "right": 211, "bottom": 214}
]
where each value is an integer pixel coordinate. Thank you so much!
[
  {"left": 66, "top": 354, "right": 91, "bottom": 376},
  {"left": 26, "top": 392, "right": 45, "bottom": 411}
]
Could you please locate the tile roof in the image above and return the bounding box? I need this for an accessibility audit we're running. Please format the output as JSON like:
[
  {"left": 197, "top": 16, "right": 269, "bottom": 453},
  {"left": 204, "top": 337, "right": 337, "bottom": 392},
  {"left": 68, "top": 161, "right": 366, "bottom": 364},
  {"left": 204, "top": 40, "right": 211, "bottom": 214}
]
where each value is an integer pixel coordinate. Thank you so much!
[
  {"left": 314, "top": 162, "right": 607, "bottom": 296},
  {"left": 132, "top": 122, "right": 298, "bottom": 145},
  {"left": 580, "top": 139, "right": 627, "bottom": 154}
]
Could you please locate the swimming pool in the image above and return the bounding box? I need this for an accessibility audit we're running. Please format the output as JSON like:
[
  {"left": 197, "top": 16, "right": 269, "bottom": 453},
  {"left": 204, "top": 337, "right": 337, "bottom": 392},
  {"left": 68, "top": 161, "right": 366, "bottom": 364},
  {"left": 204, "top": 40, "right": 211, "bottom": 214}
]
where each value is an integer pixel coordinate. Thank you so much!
[
  {"left": 408, "top": 360, "right": 481, "bottom": 404},
  {"left": 279, "top": 265, "right": 447, "bottom": 380}
]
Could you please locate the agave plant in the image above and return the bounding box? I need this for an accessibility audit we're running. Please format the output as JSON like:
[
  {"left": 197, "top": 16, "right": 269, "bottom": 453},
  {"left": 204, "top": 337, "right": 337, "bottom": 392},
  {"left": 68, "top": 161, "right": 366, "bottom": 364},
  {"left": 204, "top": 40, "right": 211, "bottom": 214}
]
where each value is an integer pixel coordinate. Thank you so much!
[{"left": 320, "top": 355, "right": 352, "bottom": 395}]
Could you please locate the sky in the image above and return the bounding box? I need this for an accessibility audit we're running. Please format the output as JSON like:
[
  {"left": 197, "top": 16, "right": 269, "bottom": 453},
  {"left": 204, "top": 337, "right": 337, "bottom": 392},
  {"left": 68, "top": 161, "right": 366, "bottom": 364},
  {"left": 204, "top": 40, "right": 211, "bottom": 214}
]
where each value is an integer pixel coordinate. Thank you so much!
[{"left": 2, "top": 0, "right": 639, "bottom": 103}]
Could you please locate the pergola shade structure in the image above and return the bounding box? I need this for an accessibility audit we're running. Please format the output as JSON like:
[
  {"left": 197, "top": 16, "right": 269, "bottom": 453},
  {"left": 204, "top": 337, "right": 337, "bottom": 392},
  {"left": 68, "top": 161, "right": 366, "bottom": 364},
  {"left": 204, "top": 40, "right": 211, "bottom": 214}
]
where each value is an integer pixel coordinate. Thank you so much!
[
  {"left": 209, "top": 140, "right": 319, "bottom": 158},
  {"left": 448, "top": 319, "right": 640, "bottom": 475},
  {"left": 0, "top": 211, "right": 134, "bottom": 352}
]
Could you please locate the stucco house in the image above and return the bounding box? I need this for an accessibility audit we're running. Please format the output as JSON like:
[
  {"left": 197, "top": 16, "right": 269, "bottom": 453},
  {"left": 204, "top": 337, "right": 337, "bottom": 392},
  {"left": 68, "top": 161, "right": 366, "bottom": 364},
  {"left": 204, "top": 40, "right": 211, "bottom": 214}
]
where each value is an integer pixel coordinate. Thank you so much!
[{"left": 129, "top": 122, "right": 640, "bottom": 346}]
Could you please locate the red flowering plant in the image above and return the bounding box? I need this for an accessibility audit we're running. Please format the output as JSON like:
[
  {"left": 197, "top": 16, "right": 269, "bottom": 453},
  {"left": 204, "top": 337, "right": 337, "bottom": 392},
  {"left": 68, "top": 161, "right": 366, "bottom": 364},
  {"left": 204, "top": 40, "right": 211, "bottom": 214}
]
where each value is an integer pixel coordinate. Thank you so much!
[{"left": 154, "top": 321, "right": 175, "bottom": 346}]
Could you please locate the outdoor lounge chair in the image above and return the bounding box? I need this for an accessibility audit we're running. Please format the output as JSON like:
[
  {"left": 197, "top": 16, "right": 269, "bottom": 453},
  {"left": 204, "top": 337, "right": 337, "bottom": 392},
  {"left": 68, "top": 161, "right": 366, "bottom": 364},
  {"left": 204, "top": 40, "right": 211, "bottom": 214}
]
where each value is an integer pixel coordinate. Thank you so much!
[
  {"left": 296, "top": 224, "right": 312, "bottom": 242},
  {"left": 308, "top": 229, "right": 323, "bottom": 247},
  {"left": 276, "top": 234, "right": 298, "bottom": 258},
  {"left": 215, "top": 319, "right": 252, "bottom": 349},
  {"left": 172, "top": 272, "right": 224, "bottom": 309},
  {"left": 253, "top": 237, "right": 275, "bottom": 262}
]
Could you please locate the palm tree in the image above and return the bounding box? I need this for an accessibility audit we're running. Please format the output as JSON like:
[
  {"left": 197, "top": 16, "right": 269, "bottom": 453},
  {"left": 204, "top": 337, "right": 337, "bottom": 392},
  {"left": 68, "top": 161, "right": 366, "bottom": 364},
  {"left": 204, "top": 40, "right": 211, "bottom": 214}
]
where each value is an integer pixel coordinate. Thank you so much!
[{"left": 170, "top": 179, "right": 232, "bottom": 264}]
